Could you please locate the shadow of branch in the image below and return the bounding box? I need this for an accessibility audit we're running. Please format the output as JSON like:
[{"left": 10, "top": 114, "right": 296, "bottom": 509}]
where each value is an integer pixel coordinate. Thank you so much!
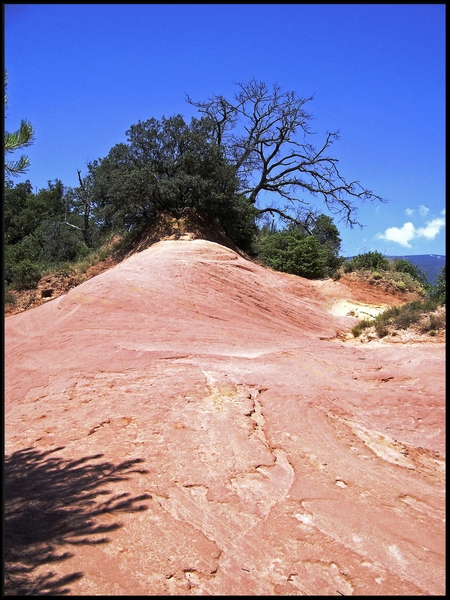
[{"left": 4, "top": 446, "right": 151, "bottom": 595}]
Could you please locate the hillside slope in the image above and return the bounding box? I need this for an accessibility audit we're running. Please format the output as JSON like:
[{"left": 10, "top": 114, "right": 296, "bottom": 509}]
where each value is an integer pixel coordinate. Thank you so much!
[
  {"left": 5, "top": 238, "right": 445, "bottom": 595},
  {"left": 387, "top": 254, "right": 446, "bottom": 285}
]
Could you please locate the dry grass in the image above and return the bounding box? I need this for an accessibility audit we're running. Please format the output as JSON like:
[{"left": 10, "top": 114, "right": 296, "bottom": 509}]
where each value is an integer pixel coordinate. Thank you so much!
[{"left": 351, "top": 299, "right": 445, "bottom": 341}]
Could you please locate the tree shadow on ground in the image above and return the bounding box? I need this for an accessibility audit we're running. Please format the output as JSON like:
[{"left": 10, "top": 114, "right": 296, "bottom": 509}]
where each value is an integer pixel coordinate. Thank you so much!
[{"left": 4, "top": 446, "right": 151, "bottom": 595}]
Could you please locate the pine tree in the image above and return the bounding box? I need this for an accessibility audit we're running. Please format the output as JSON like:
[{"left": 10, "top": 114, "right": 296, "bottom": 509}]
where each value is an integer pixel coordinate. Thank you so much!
[{"left": 4, "top": 70, "right": 35, "bottom": 178}]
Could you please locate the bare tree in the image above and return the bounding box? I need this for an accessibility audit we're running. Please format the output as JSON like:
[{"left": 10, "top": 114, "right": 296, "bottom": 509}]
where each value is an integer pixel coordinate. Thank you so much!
[
  {"left": 187, "top": 79, "right": 385, "bottom": 228},
  {"left": 61, "top": 169, "right": 96, "bottom": 247}
]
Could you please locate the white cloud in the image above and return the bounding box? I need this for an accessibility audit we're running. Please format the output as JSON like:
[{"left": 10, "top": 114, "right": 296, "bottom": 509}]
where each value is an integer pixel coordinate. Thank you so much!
[
  {"left": 378, "top": 222, "right": 416, "bottom": 248},
  {"left": 405, "top": 205, "right": 431, "bottom": 217},
  {"left": 377, "top": 217, "right": 445, "bottom": 248},
  {"left": 416, "top": 217, "right": 446, "bottom": 239}
]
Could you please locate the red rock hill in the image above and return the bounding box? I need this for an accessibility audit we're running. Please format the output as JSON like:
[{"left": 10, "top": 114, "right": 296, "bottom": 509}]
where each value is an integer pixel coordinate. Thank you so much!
[{"left": 5, "top": 231, "right": 445, "bottom": 595}]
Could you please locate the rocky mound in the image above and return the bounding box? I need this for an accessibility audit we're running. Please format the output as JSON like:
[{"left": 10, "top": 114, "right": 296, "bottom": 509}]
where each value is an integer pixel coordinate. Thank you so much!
[
  {"left": 5, "top": 236, "right": 445, "bottom": 595},
  {"left": 4, "top": 210, "right": 245, "bottom": 317},
  {"left": 4, "top": 208, "right": 426, "bottom": 321},
  {"left": 116, "top": 208, "right": 245, "bottom": 257}
]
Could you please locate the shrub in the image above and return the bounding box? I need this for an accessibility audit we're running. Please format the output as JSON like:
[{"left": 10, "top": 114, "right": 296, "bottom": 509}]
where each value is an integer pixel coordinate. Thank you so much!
[
  {"left": 351, "top": 319, "right": 373, "bottom": 337},
  {"left": 420, "top": 312, "right": 446, "bottom": 333},
  {"left": 352, "top": 298, "right": 443, "bottom": 339},
  {"left": 259, "top": 229, "right": 328, "bottom": 279},
  {"left": 345, "top": 251, "right": 390, "bottom": 273},
  {"left": 392, "top": 258, "right": 428, "bottom": 286},
  {"left": 387, "top": 271, "right": 426, "bottom": 296},
  {"left": 11, "top": 259, "right": 42, "bottom": 290},
  {"left": 215, "top": 194, "right": 259, "bottom": 253},
  {"left": 5, "top": 288, "right": 16, "bottom": 305},
  {"left": 343, "top": 254, "right": 429, "bottom": 295},
  {"left": 394, "top": 305, "right": 420, "bottom": 329},
  {"left": 341, "top": 256, "right": 428, "bottom": 297},
  {"left": 391, "top": 258, "right": 429, "bottom": 288},
  {"left": 33, "top": 219, "right": 89, "bottom": 263},
  {"left": 374, "top": 322, "right": 389, "bottom": 338},
  {"left": 428, "top": 265, "right": 446, "bottom": 305},
  {"left": 54, "top": 263, "right": 77, "bottom": 278}
]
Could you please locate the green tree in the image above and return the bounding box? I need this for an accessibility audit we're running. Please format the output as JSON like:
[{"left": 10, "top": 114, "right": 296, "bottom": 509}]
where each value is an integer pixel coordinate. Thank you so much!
[
  {"left": 257, "top": 213, "right": 342, "bottom": 278},
  {"left": 258, "top": 224, "right": 329, "bottom": 279},
  {"left": 187, "top": 79, "right": 385, "bottom": 231},
  {"left": 87, "top": 115, "right": 257, "bottom": 250},
  {"left": 4, "top": 179, "right": 34, "bottom": 244},
  {"left": 4, "top": 70, "right": 35, "bottom": 179},
  {"left": 344, "top": 251, "right": 391, "bottom": 273},
  {"left": 61, "top": 169, "right": 101, "bottom": 248},
  {"left": 428, "top": 265, "right": 446, "bottom": 304},
  {"left": 4, "top": 179, "right": 88, "bottom": 286},
  {"left": 391, "top": 258, "right": 429, "bottom": 288},
  {"left": 310, "top": 214, "right": 343, "bottom": 275},
  {"left": 8, "top": 257, "right": 42, "bottom": 290}
]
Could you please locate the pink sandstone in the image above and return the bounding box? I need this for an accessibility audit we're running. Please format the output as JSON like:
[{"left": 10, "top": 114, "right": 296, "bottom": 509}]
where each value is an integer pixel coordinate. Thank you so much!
[{"left": 5, "top": 239, "right": 445, "bottom": 595}]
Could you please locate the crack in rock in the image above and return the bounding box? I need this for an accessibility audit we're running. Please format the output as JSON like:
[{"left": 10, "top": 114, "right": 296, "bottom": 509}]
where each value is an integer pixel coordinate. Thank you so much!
[{"left": 323, "top": 411, "right": 445, "bottom": 485}]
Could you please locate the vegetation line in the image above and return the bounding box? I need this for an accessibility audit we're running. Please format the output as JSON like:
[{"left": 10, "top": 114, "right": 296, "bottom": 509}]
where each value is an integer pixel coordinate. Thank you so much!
[{"left": 4, "top": 73, "right": 445, "bottom": 334}]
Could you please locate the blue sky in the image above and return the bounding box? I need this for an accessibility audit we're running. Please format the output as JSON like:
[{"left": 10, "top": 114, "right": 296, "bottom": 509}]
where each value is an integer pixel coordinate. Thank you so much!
[{"left": 4, "top": 3, "right": 445, "bottom": 256}]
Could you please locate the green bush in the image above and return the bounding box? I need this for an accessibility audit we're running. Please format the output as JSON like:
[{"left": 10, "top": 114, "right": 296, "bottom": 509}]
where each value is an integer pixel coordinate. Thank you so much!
[
  {"left": 4, "top": 236, "right": 42, "bottom": 284},
  {"left": 258, "top": 228, "right": 328, "bottom": 279},
  {"left": 33, "top": 219, "right": 89, "bottom": 263},
  {"left": 351, "top": 318, "right": 373, "bottom": 338},
  {"left": 374, "top": 322, "right": 389, "bottom": 338},
  {"left": 342, "top": 253, "right": 430, "bottom": 296},
  {"left": 11, "top": 259, "right": 42, "bottom": 290},
  {"left": 428, "top": 265, "right": 446, "bottom": 305},
  {"left": 386, "top": 271, "right": 426, "bottom": 296},
  {"left": 351, "top": 298, "right": 443, "bottom": 338},
  {"left": 344, "top": 251, "right": 391, "bottom": 273},
  {"left": 394, "top": 303, "right": 422, "bottom": 329},
  {"left": 5, "top": 288, "right": 16, "bottom": 305},
  {"left": 213, "top": 194, "right": 259, "bottom": 253},
  {"left": 391, "top": 258, "right": 429, "bottom": 288},
  {"left": 419, "top": 312, "right": 445, "bottom": 333}
]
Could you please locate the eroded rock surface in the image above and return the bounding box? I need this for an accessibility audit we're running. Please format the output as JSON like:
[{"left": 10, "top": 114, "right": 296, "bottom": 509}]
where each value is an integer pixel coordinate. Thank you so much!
[{"left": 5, "top": 240, "right": 445, "bottom": 595}]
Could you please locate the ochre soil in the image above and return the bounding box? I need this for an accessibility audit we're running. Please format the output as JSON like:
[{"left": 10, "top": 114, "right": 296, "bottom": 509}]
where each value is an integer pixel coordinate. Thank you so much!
[
  {"left": 336, "top": 272, "right": 424, "bottom": 306},
  {"left": 3, "top": 239, "right": 425, "bottom": 318},
  {"left": 5, "top": 211, "right": 245, "bottom": 317},
  {"left": 4, "top": 218, "right": 445, "bottom": 595}
]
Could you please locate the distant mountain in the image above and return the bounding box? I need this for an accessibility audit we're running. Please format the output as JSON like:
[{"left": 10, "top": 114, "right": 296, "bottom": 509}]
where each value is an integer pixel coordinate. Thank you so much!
[
  {"left": 387, "top": 255, "right": 446, "bottom": 285},
  {"left": 345, "top": 254, "right": 446, "bottom": 285}
]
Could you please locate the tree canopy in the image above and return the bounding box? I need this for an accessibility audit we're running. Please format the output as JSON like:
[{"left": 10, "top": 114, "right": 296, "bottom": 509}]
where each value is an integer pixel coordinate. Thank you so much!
[
  {"left": 85, "top": 114, "right": 258, "bottom": 250},
  {"left": 4, "top": 78, "right": 388, "bottom": 288},
  {"left": 72, "top": 79, "right": 387, "bottom": 254},
  {"left": 257, "top": 215, "right": 343, "bottom": 279},
  {"left": 4, "top": 179, "right": 89, "bottom": 289}
]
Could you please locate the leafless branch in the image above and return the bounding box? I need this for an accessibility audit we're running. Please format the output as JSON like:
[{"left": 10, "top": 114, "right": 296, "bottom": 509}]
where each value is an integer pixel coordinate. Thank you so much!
[{"left": 187, "top": 79, "right": 385, "bottom": 228}]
